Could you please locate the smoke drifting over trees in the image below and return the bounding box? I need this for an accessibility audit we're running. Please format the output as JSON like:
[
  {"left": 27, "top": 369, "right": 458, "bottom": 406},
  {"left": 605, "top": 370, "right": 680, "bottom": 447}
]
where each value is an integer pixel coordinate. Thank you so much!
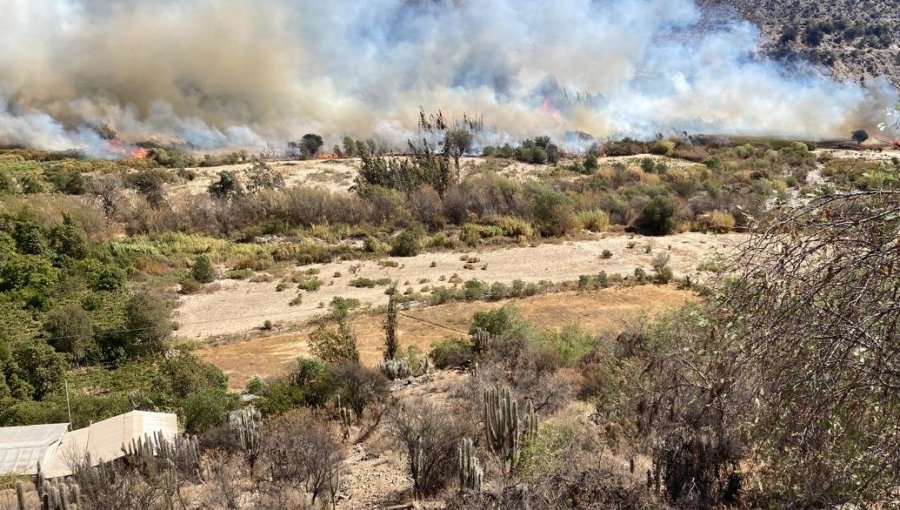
[{"left": 0, "top": 0, "right": 896, "bottom": 155}]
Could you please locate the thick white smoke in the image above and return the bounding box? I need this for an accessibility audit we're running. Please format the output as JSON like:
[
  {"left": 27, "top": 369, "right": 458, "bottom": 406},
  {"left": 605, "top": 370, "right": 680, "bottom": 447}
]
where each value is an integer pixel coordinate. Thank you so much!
[{"left": 0, "top": 0, "right": 896, "bottom": 155}]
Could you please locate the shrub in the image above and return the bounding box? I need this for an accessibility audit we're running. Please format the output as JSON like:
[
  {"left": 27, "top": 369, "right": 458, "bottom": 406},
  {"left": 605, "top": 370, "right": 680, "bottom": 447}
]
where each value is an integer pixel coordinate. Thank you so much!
[
  {"left": 601, "top": 249, "right": 613, "bottom": 259},
  {"left": 191, "top": 254, "right": 216, "bottom": 283},
  {"left": 262, "top": 409, "right": 344, "bottom": 506},
  {"left": 584, "top": 154, "right": 599, "bottom": 171},
  {"left": 578, "top": 210, "right": 610, "bottom": 232},
  {"left": 390, "top": 398, "right": 474, "bottom": 498},
  {"left": 391, "top": 229, "right": 421, "bottom": 257},
  {"left": 430, "top": 337, "right": 474, "bottom": 369},
  {"left": 697, "top": 210, "right": 736, "bottom": 233},
  {"left": 531, "top": 188, "right": 578, "bottom": 237},
  {"left": 470, "top": 305, "right": 522, "bottom": 336},
  {"left": 638, "top": 196, "right": 678, "bottom": 235},
  {"left": 308, "top": 320, "right": 358, "bottom": 365},
  {"left": 335, "top": 362, "right": 387, "bottom": 418},
  {"left": 650, "top": 140, "right": 675, "bottom": 156},
  {"left": 181, "top": 388, "right": 239, "bottom": 435}
]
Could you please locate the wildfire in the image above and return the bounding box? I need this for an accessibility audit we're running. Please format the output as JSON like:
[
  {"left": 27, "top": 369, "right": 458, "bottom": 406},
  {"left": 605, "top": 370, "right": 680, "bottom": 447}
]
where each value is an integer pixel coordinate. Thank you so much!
[{"left": 104, "top": 138, "right": 149, "bottom": 160}]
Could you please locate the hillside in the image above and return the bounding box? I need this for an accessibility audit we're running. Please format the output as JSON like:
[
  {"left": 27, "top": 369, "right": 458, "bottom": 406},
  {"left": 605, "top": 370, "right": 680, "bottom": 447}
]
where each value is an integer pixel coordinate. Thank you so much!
[{"left": 703, "top": 0, "right": 900, "bottom": 85}]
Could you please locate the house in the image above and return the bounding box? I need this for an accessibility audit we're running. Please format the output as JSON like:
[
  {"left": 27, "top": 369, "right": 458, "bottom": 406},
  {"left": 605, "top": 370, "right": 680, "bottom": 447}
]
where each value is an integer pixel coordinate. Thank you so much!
[
  {"left": 0, "top": 411, "right": 178, "bottom": 478},
  {"left": 0, "top": 423, "right": 69, "bottom": 476}
]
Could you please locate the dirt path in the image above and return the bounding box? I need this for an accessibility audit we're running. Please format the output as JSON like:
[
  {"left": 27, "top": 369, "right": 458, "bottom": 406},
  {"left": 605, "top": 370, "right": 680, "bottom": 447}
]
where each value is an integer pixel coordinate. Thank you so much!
[
  {"left": 176, "top": 232, "right": 741, "bottom": 339},
  {"left": 199, "top": 285, "right": 697, "bottom": 390}
]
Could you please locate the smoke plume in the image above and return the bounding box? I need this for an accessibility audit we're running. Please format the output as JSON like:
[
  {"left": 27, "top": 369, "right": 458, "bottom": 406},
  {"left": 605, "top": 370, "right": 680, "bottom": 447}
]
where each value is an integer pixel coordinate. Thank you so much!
[{"left": 0, "top": 0, "right": 896, "bottom": 155}]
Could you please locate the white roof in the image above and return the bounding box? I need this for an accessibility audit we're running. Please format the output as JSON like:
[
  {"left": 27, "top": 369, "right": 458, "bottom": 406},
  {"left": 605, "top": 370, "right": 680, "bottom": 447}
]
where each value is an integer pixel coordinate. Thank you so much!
[
  {"left": 44, "top": 411, "right": 178, "bottom": 478},
  {"left": 0, "top": 423, "right": 69, "bottom": 476}
]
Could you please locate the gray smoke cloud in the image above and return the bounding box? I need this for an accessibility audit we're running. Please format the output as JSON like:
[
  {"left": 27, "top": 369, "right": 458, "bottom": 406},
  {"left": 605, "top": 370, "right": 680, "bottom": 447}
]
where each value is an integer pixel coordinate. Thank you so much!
[{"left": 0, "top": 0, "right": 896, "bottom": 155}]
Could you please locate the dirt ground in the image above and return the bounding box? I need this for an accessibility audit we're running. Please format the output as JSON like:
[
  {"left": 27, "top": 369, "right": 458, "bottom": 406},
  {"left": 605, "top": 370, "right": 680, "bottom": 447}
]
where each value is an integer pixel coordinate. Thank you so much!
[
  {"left": 176, "top": 232, "right": 740, "bottom": 339},
  {"left": 199, "top": 284, "right": 696, "bottom": 390}
]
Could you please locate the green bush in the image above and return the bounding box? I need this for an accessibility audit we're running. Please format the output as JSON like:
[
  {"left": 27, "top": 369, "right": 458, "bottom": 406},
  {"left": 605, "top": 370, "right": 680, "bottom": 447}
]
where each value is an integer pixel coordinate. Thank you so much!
[
  {"left": 391, "top": 229, "right": 421, "bottom": 257},
  {"left": 531, "top": 188, "right": 578, "bottom": 237},
  {"left": 181, "top": 388, "right": 239, "bottom": 435},
  {"left": 119, "top": 293, "right": 172, "bottom": 358},
  {"left": 470, "top": 305, "right": 522, "bottom": 336},
  {"left": 191, "top": 254, "right": 216, "bottom": 283},
  {"left": 638, "top": 196, "right": 678, "bottom": 235},
  {"left": 430, "top": 337, "right": 474, "bottom": 369}
]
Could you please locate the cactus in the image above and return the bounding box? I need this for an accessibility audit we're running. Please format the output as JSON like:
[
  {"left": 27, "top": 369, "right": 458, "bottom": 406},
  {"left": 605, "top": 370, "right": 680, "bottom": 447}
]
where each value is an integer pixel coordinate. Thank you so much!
[
  {"left": 337, "top": 395, "right": 352, "bottom": 441},
  {"left": 23, "top": 465, "right": 81, "bottom": 510},
  {"left": 473, "top": 328, "right": 491, "bottom": 355},
  {"left": 231, "top": 407, "right": 262, "bottom": 468},
  {"left": 457, "top": 437, "right": 483, "bottom": 492},
  {"left": 410, "top": 437, "right": 424, "bottom": 498},
  {"left": 124, "top": 430, "right": 201, "bottom": 480},
  {"left": 378, "top": 358, "right": 411, "bottom": 380},
  {"left": 16, "top": 482, "right": 27, "bottom": 510},
  {"left": 523, "top": 400, "right": 538, "bottom": 442},
  {"left": 483, "top": 385, "right": 520, "bottom": 470}
]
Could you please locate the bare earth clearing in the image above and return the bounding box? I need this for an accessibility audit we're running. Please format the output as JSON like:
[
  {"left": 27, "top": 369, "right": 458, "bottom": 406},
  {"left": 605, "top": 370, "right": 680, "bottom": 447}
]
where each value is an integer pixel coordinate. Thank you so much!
[
  {"left": 199, "top": 284, "right": 695, "bottom": 390},
  {"left": 177, "top": 232, "right": 742, "bottom": 339}
]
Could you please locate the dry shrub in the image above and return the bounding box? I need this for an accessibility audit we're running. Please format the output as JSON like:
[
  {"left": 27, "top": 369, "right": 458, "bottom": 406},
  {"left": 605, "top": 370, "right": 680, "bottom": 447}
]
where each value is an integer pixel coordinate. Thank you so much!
[
  {"left": 696, "top": 210, "right": 736, "bottom": 233},
  {"left": 262, "top": 409, "right": 343, "bottom": 507},
  {"left": 576, "top": 209, "right": 609, "bottom": 232},
  {"left": 389, "top": 397, "right": 475, "bottom": 498}
]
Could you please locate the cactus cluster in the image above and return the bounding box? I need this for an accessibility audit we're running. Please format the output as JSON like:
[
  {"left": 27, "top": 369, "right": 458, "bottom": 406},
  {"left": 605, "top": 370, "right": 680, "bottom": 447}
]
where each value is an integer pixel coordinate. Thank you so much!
[
  {"left": 484, "top": 385, "right": 520, "bottom": 469},
  {"left": 457, "top": 437, "right": 483, "bottom": 492},
  {"left": 230, "top": 407, "right": 262, "bottom": 467},
  {"left": 124, "top": 430, "right": 201, "bottom": 478},
  {"left": 16, "top": 463, "right": 81, "bottom": 510},
  {"left": 473, "top": 328, "right": 491, "bottom": 354},
  {"left": 483, "top": 386, "right": 539, "bottom": 471},
  {"left": 378, "top": 358, "right": 411, "bottom": 380}
]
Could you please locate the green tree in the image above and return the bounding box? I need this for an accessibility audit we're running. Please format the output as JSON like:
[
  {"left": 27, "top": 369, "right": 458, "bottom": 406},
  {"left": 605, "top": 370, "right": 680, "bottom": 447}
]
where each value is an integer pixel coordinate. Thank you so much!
[
  {"left": 44, "top": 304, "right": 96, "bottom": 363},
  {"left": 208, "top": 170, "right": 243, "bottom": 199},
  {"left": 191, "top": 254, "right": 216, "bottom": 284},
  {"left": 49, "top": 215, "right": 87, "bottom": 260},
  {"left": 9, "top": 341, "right": 67, "bottom": 400},
  {"left": 851, "top": 129, "right": 869, "bottom": 146},
  {"left": 121, "top": 293, "right": 172, "bottom": 358},
  {"left": 342, "top": 136, "right": 357, "bottom": 157},
  {"left": 444, "top": 128, "right": 474, "bottom": 169}
]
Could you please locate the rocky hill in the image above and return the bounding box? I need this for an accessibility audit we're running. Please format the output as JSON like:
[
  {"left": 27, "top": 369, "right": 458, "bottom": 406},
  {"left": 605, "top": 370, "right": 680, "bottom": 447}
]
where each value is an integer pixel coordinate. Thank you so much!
[{"left": 702, "top": 0, "right": 900, "bottom": 86}]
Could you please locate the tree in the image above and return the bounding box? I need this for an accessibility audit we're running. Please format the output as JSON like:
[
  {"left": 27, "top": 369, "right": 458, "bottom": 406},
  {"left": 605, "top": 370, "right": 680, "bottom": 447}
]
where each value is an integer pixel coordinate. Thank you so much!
[
  {"left": 309, "top": 315, "right": 359, "bottom": 365},
  {"left": 244, "top": 162, "right": 285, "bottom": 194},
  {"left": 342, "top": 136, "right": 357, "bottom": 157},
  {"left": 300, "top": 134, "right": 324, "bottom": 158},
  {"left": 207, "top": 170, "right": 243, "bottom": 199},
  {"left": 126, "top": 168, "right": 168, "bottom": 208},
  {"left": 384, "top": 284, "right": 399, "bottom": 360},
  {"left": 44, "top": 304, "right": 96, "bottom": 363},
  {"left": 722, "top": 191, "right": 900, "bottom": 505},
  {"left": 49, "top": 215, "right": 87, "bottom": 260},
  {"left": 121, "top": 293, "right": 172, "bottom": 358},
  {"left": 191, "top": 254, "right": 216, "bottom": 284},
  {"left": 851, "top": 129, "right": 869, "bottom": 146},
  {"left": 444, "top": 128, "right": 474, "bottom": 170},
  {"left": 9, "top": 341, "right": 67, "bottom": 400}
]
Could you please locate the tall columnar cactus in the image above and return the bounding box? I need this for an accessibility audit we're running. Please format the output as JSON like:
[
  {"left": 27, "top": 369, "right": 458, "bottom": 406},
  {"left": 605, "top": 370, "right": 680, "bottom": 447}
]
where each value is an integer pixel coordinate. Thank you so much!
[
  {"left": 523, "top": 400, "right": 538, "bottom": 442},
  {"left": 125, "top": 430, "right": 201, "bottom": 480},
  {"left": 378, "top": 358, "right": 412, "bottom": 380},
  {"left": 337, "top": 394, "right": 352, "bottom": 441},
  {"left": 457, "top": 437, "right": 483, "bottom": 492},
  {"left": 483, "top": 385, "right": 520, "bottom": 470},
  {"left": 23, "top": 465, "right": 81, "bottom": 510},
  {"left": 473, "top": 329, "right": 491, "bottom": 355},
  {"left": 231, "top": 407, "right": 262, "bottom": 468},
  {"left": 410, "top": 437, "right": 424, "bottom": 498}
]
